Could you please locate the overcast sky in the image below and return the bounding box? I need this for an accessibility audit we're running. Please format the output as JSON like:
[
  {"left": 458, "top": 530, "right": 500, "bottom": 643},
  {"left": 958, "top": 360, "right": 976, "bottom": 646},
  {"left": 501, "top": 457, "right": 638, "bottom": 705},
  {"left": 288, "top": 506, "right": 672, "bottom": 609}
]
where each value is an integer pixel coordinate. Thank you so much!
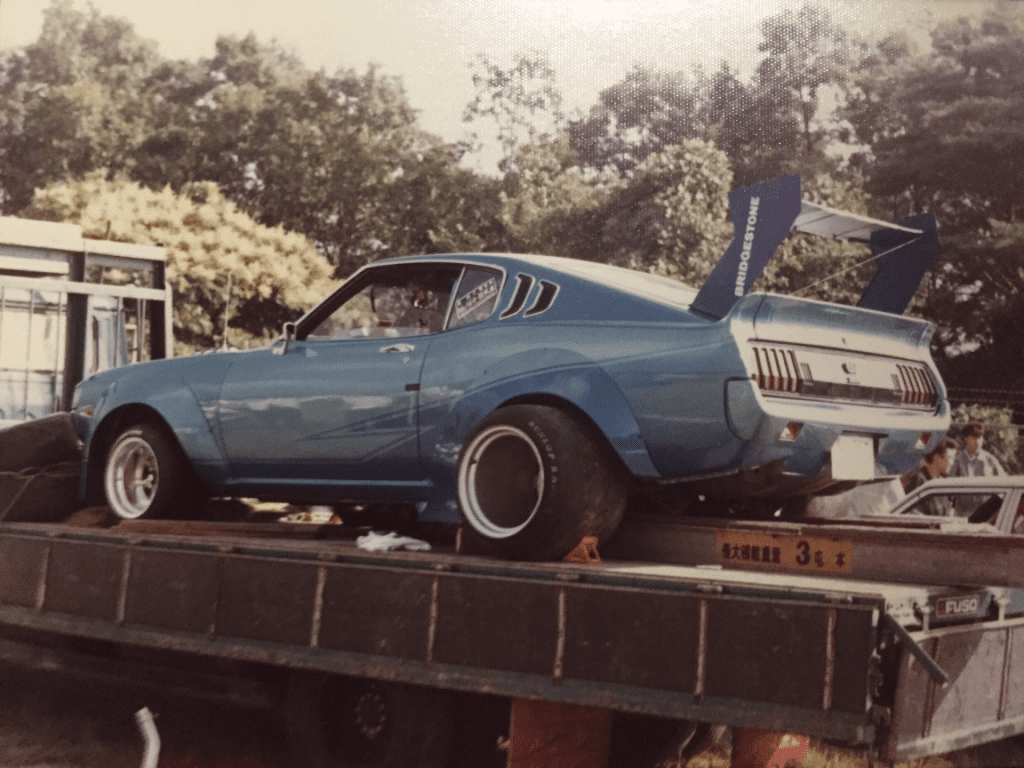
[{"left": 0, "top": 0, "right": 972, "bottom": 153}]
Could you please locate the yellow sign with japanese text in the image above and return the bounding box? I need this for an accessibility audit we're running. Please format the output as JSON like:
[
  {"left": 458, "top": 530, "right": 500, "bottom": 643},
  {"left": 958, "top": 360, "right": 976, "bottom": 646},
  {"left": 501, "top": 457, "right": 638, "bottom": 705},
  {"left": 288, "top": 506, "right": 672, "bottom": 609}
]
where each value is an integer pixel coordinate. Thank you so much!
[{"left": 714, "top": 530, "right": 853, "bottom": 574}]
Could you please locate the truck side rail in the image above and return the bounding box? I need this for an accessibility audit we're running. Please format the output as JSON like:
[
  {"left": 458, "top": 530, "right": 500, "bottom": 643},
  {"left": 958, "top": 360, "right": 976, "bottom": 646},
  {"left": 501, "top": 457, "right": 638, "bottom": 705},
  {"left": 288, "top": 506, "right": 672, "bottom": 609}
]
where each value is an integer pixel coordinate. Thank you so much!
[{"left": 0, "top": 522, "right": 881, "bottom": 747}]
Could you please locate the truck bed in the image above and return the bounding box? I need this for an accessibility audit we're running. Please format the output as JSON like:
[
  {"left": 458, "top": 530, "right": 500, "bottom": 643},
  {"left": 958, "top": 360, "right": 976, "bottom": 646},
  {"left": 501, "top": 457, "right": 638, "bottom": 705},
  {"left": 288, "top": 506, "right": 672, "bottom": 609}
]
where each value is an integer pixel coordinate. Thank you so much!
[{"left": 2, "top": 517, "right": 1023, "bottom": 759}]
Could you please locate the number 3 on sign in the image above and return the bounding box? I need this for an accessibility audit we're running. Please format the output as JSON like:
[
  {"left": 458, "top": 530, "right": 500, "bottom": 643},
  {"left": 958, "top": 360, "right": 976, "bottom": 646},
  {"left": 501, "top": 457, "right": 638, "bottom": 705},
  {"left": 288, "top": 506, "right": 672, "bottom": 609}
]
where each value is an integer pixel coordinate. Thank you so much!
[{"left": 716, "top": 531, "right": 852, "bottom": 574}]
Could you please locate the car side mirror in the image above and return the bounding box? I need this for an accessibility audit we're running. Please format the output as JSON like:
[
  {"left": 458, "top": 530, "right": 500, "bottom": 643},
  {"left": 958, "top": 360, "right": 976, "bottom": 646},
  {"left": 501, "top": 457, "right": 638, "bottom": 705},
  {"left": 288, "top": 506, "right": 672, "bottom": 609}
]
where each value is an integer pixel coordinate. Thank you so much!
[{"left": 274, "top": 321, "right": 297, "bottom": 356}]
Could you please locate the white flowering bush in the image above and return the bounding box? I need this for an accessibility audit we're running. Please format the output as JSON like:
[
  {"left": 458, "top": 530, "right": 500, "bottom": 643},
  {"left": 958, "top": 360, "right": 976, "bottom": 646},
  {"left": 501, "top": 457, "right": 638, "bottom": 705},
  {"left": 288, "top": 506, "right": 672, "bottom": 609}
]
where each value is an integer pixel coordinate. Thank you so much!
[{"left": 25, "top": 175, "right": 337, "bottom": 353}]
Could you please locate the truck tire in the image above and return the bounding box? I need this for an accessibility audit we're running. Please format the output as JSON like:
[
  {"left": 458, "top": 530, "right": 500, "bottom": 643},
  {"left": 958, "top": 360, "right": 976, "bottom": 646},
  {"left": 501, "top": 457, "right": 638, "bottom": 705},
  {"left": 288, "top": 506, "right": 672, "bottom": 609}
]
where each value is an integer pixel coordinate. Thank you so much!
[
  {"left": 457, "top": 404, "right": 627, "bottom": 561},
  {"left": 103, "top": 423, "right": 196, "bottom": 520},
  {"left": 286, "top": 672, "right": 454, "bottom": 768}
]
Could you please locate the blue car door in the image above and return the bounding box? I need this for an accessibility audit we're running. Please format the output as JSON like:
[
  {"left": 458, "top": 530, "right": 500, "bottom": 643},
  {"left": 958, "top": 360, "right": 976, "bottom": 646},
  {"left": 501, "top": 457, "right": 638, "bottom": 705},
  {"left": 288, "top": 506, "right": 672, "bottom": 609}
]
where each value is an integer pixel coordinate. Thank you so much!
[
  {"left": 216, "top": 262, "right": 464, "bottom": 493},
  {"left": 217, "top": 337, "right": 428, "bottom": 484}
]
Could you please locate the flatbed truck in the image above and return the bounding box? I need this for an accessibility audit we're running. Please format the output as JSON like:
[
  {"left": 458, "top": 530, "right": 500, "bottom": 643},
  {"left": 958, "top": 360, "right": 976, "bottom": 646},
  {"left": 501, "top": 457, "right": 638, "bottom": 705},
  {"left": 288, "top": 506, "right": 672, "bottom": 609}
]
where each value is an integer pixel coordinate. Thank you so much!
[{"left": 4, "top": 503, "right": 1024, "bottom": 767}]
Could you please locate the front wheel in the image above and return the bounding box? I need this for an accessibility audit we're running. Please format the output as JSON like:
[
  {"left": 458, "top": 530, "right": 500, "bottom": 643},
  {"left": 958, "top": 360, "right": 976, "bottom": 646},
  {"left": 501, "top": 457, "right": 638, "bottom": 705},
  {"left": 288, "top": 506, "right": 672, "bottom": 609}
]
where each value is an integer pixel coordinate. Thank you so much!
[
  {"left": 457, "top": 405, "right": 627, "bottom": 561},
  {"left": 102, "top": 423, "right": 197, "bottom": 520}
]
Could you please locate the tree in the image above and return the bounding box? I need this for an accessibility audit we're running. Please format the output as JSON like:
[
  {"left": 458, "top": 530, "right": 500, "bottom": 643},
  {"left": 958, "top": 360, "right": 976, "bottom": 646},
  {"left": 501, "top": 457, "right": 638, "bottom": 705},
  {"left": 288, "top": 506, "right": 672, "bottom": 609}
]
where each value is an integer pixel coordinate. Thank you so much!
[
  {"left": 22, "top": 175, "right": 335, "bottom": 353},
  {"left": 499, "top": 133, "right": 622, "bottom": 256},
  {"left": 845, "top": 8, "right": 1024, "bottom": 228},
  {"left": 0, "top": 0, "right": 161, "bottom": 212},
  {"left": 754, "top": 5, "right": 858, "bottom": 158},
  {"left": 1, "top": 4, "right": 500, "bottom": 275},
  {"left": 376, "top": 139, "right": 508, "bottom": 255},
  {"left": 137, "top": 35, "right": 439, "bottom": 275},
  {"left": 463, "top": 51, "right": 564, "bottom": 173},
  {"left": 568, "top": 65, "right": 699, "bottom": 175},
  {"left": 840, "top": 7, "right": 1024, "bottom": 421},
  {"left": 603, "top": 140, "right": 734, "bottom": 282}
]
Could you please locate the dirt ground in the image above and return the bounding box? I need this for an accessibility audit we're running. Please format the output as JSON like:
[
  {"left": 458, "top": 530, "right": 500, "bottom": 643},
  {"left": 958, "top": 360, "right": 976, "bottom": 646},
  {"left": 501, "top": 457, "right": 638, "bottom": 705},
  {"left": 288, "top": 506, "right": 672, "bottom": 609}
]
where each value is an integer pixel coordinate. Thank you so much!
[
  {"left": 3, "top": 662, "right": 1024, "bottom": 768},
  {"left": 0, "top": 663, "right": 291, "bottom": 768}
]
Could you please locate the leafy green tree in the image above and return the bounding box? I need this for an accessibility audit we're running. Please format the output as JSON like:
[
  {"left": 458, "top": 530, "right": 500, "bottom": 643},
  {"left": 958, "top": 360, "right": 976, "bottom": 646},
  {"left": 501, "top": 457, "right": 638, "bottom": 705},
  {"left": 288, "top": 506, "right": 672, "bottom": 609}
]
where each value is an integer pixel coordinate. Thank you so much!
[
  {"left": 568, "top": 65, "right": 700, "bottom": 175},
  {"left": 499, "top": 133, "right": 622, "bottom": 256},
  {"left": 0, "top": 0, "right": 161, "bottom": 212},
  {"left": 606, "top": 140, "right": 734, "bottom": 283},
  {"left": 693, "top": 63, "right": 774, "bottom": 186},
  {"left": 845, "top": 8, "right": 1024, "bottom": 228},
  {"left": 365, "top": 138, "right": 507, "bottom": 256},
  {"left": 464, "top": 51, "right": 564, "bottom": 173},
  {"left": 138, "top": 35, "right": 440, "bottom": 275},
  {"left": 2, "top": 4, "right": 500, "bottom": 274},
  {"left": 840, "top": 7, "right": 1024, "bottom": 424},
  {"left": 23, "top": 175, "right": 336, "bottom": 353},
  {"left": 754, "top": 5, "right": 858, "bottom": 157}
]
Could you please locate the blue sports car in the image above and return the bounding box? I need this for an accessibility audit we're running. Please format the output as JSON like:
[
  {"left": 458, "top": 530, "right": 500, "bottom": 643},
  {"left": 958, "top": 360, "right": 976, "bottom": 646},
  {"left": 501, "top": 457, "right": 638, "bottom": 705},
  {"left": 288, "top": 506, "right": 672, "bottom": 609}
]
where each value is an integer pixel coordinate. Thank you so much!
[{"left": 72, "top": 176, "right": 950, "bottom": 559}]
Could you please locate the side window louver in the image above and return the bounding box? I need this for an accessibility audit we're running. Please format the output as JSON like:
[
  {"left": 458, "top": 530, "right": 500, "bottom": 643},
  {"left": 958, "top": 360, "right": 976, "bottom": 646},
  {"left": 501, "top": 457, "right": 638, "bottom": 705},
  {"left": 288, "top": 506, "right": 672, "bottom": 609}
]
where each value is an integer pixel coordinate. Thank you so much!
[
  {"left": 500, "top": 274, "right": 534, "bottom": 319},
  {"left": 524, "top": 280, "right": 559, "bottom": 317}
]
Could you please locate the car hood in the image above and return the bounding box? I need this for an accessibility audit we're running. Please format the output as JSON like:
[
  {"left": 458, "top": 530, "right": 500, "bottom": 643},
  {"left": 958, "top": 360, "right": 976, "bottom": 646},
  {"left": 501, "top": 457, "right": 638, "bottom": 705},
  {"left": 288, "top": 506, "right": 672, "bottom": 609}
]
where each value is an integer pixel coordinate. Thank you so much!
[{"left": 75, "top": 347, "right": 258, "bottom": 403}]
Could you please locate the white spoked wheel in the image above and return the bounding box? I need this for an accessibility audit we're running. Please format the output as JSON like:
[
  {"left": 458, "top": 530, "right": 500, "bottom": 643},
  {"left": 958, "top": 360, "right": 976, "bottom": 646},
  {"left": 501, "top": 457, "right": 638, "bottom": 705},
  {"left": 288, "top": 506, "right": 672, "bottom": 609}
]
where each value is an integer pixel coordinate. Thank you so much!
[
  {"left": 458, "top": 424, "right": 545, "bottom": 539},
  {"left": 102, "top": 423, "right": 193, "bottom": 520},
  {"left": 105, "top": 433, "right": 160, "bottom": 519}
]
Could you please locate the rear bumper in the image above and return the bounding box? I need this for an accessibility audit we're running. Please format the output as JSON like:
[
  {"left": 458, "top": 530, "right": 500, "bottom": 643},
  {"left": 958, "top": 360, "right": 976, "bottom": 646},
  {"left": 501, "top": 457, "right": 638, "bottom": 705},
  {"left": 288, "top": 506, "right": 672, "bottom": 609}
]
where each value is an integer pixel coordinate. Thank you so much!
[{"left": 725, "top": 377, "right": 950, "bottom": 478}]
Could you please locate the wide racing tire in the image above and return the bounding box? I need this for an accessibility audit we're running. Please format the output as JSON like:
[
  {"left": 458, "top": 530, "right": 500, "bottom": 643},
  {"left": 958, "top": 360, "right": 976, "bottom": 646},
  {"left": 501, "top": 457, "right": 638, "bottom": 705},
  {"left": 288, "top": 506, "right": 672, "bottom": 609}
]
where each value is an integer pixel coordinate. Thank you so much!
[
  {"left": 102, "top": 422, "right": 200, "bottom": 520},
  {"left": 457, "top": 404, "right": 628, "bottom": 561},
  {"left": 286, "top": 672, "right": 454, "bottom": 768}
]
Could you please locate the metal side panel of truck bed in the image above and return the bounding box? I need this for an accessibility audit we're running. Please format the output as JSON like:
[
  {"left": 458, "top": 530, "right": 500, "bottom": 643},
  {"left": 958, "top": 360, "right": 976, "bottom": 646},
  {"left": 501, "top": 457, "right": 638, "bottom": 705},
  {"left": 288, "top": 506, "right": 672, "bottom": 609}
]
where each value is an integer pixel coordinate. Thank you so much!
[{"left": 2, "top": 520, "right": 1024, "bottom": 760}]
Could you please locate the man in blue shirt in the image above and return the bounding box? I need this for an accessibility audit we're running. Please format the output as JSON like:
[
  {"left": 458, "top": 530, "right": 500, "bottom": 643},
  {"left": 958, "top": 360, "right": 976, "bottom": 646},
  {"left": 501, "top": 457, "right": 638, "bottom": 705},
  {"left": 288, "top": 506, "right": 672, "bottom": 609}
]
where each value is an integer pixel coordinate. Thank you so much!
[
  {"left": 949, "top": 422, "right": 1005, "bottom": 517},
  {"left": 950, "top": 422, "right": 1005, "bottom": 479}
]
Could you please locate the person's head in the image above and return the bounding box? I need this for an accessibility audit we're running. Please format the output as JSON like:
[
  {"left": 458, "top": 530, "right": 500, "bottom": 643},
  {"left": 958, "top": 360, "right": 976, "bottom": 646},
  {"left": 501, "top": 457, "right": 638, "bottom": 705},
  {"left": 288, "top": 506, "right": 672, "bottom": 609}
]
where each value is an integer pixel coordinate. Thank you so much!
[
  {"left": 923, "top": 436, "right": 958, "bottom": 477},
  {"left": 963, "top": 422, "right": 985, "bottom": 456}
]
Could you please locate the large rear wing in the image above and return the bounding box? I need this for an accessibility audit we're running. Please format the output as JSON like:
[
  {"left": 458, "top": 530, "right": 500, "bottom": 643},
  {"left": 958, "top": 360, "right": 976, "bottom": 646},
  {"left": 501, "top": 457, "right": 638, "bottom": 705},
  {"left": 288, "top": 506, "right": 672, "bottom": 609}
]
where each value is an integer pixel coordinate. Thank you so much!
[{"left": 690, "top": 175, "right": 940, "bottom": 320}]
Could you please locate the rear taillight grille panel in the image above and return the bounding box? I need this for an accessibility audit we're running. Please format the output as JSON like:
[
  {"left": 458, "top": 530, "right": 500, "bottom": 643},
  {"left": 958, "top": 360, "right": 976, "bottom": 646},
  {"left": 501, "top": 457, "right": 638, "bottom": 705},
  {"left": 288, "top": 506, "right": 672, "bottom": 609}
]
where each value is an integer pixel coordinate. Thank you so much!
[{"left": 749, "top": 343, "right": 938, "bottom": 409}]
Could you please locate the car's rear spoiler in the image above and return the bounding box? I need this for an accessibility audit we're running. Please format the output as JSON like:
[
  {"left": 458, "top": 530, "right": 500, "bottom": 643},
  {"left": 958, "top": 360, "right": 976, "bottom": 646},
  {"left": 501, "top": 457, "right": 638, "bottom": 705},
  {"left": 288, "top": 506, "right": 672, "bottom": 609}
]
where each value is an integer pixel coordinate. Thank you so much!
[{"left": 689, "top": 174, "right": 940, "bottom": 320}]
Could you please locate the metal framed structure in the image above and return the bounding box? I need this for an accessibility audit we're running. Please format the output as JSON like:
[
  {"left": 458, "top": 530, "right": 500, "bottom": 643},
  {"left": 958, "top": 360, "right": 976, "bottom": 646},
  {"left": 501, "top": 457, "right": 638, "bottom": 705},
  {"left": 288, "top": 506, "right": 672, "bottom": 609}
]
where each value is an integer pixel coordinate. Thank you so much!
[{"left": 0, "top": 217, "right": 170, "bottom": 423}]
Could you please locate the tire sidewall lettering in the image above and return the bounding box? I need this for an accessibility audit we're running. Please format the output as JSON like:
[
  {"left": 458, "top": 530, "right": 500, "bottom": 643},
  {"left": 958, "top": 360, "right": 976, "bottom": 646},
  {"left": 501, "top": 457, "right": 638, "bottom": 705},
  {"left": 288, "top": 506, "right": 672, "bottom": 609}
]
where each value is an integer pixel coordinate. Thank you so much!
[{"left": 526, "top": 419, "right": 557, "bottom": 488}]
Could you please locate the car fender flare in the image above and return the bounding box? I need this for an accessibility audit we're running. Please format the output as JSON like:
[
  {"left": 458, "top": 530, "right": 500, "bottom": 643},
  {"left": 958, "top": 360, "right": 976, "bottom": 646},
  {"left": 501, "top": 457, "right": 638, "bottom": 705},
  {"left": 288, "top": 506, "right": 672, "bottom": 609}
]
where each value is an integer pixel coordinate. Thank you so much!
[
  {"left": 86, "top": 377, "right": 228, "bottom": 493},
  {"left": 432, "top": 348, "right": 661, "bottom": 480}
]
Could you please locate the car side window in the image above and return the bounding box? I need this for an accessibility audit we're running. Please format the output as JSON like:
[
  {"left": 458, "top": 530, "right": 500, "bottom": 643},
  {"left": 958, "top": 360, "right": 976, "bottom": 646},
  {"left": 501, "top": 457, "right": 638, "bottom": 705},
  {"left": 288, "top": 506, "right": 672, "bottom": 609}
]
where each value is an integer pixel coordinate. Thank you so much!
[
  {"left": 961, "top": 493, "right": 1004, "bottom": 524},
  {"left": 448, "top": 268, "right": 503, "bottom": 329},
  {"left": 1012, "top": 497, "right": 1024, "bottom": 534},
  {"left": 306, "top": 265, "right": 462, "bottom": 340}
]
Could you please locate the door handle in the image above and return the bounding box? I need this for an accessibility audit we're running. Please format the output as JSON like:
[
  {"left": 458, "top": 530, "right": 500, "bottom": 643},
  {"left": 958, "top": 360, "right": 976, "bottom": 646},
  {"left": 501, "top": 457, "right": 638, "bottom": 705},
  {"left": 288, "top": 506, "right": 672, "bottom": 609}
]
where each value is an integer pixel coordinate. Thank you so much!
[{"left": 379, "top": 343, "right": 415, "bottom": 354}]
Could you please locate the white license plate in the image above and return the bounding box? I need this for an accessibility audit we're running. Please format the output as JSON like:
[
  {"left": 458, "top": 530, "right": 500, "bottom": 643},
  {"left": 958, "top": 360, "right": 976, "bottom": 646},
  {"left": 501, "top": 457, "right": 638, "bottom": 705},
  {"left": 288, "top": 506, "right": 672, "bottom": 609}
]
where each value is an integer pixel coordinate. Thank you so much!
[{"left": 831, "top": 434, "right": 875, "bottom": 480}]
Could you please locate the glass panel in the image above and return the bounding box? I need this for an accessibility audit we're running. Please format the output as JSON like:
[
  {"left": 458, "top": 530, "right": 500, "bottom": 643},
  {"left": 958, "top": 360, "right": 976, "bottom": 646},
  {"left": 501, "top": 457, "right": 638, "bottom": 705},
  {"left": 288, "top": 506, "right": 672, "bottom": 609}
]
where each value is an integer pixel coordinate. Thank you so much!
[
  {"left": 307, "top": 265, "right": 462, "bottom": 340},
  {"left": 449, "top": 268, "right": 503, "bottom": 329}
]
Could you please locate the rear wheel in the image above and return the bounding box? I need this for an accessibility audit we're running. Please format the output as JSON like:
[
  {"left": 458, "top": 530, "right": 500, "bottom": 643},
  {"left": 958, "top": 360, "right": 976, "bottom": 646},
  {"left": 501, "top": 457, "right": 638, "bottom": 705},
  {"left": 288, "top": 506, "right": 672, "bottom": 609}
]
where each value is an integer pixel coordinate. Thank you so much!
[
  {"left": 457, "top": 405, "right": 627, "bottom": 561},
  {"left": 102, "top": 422, "right": 199, "bottom": 520},
  {"left": 286, "top": 672, "right": 454, "bottom": 768}
]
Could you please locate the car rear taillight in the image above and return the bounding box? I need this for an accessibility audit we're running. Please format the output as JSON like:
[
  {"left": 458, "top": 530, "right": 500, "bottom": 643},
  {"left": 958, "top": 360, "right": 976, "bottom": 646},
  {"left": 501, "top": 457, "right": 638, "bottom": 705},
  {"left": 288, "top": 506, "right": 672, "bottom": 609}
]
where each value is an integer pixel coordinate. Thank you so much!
[
  {"left": 750, "top": 343, "right": 938, "bottom": 409},
  {"left": 752, "top": 346, "right": 801, "bottom": 393},
  {"left": 894, "top": 364, "right": 938, "bottom": 407}
]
